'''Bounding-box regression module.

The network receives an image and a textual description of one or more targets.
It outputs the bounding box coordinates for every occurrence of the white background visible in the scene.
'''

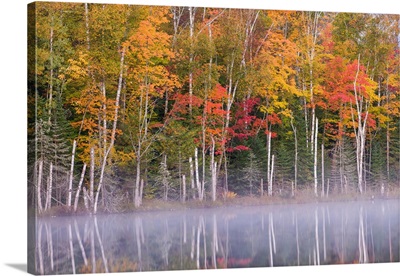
[0,0,399,275]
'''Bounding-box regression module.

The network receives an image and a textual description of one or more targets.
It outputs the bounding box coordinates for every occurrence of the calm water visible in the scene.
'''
[32,199,399,274]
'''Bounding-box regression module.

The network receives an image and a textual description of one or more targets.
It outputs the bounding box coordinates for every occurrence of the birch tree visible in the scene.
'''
[123,6,180,207]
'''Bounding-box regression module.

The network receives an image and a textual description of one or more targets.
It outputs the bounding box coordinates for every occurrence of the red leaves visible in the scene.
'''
[228,98,260,140]
[169,93,202,118]
[226,145,250,153]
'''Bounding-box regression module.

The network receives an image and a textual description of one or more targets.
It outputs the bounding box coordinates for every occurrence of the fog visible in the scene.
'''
[31,199,399,274]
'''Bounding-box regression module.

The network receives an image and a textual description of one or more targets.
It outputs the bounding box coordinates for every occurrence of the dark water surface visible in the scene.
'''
[33,199,399,274]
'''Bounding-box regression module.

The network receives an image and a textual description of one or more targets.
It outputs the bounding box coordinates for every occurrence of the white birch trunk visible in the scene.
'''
[291,118,298,193]
[89,147,94,208]
[189,157,195,199]
[74,163,87,212]
[314,118,318,196]
[94,48,126,213]
[321,143,325,197]
[84,3,90,51]
[46,162,53,210]
[82,187,89,210]
[267,131,272,195]
[134,159,141,207]
[351,55,367,194]
[48,20,54,124]
[210,137,217,202]
[68,140,77,207]
[188,7,196,114]
[386,126,390,182]
[139,178,144,206]
[327,179,330,198]
[182,174,186,203]
[268,155,274,196]
[195,148,202,201]
[37,160,43,213]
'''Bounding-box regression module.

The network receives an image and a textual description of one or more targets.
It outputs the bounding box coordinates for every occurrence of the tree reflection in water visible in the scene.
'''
[33,199,399,274]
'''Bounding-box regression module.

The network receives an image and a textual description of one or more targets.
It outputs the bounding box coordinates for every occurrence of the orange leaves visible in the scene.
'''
[125,6,180,101]
[126,7,173,65]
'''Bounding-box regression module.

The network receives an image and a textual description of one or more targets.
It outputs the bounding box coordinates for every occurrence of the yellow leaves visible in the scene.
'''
[279,108,293,118]
[66,52,89,80]
[364,78,378,102]
[113,150,136,166]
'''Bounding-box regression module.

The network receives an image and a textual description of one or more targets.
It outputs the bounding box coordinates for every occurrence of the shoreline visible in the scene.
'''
[35,188,400,218]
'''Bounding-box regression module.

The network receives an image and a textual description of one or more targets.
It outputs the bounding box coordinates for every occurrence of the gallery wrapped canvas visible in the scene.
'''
[27,0,399,275]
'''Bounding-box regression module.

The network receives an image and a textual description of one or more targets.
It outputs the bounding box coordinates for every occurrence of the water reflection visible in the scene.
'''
[33,200,399,274]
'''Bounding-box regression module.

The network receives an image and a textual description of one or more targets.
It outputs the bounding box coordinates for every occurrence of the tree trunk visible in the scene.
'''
[314,118,318,197]
[321,143,325,197]
[291,118,298,193]
[139,179,144,206]
[67,140,77,208]
[37,160,43,213]
[188,7,196,115]
[94,48,126,214]
[47,19,54,125]
[195,148,202,201]
[260,178,264,197]
[267,131,272,195]
[268,155,274,196]
[46,162,53,210]
[326,179,330,198]
[83,187,89,210]
[210,137,217,201]
[89,147,94,208]
[162,154,169,201]
[384,127,390,195]
[189,157,195,199]
[351,55,368,194]
[182,174,186,203]
[134,159,141,208]
[74,163,87,212]
[84,3,90,51]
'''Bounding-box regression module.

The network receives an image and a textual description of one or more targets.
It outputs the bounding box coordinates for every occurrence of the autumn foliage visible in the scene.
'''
[28,2,400,211]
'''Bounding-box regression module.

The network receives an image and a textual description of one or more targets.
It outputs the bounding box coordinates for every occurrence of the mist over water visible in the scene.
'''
[33,199,399,274]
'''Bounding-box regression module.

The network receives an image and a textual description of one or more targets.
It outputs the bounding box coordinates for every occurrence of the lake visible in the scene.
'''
[32,199,399,274]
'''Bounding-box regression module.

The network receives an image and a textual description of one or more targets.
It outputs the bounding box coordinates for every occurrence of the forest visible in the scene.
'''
[28,2,400,214]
